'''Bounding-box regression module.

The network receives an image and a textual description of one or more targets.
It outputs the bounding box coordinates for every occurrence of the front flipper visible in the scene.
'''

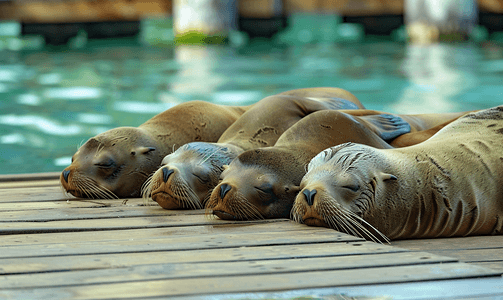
[389,120,452,147]
[360,114,411,142]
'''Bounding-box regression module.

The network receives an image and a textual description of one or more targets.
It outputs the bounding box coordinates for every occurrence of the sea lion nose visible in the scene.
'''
[162,168,174,183]
[220,183,232,199]
[302,189,317,206]
[62,170,71,183]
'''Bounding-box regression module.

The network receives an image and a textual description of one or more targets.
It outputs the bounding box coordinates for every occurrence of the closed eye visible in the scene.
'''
[193,173,209,184]
[95,163,114,169]
[254,186,272,198]
[342,184,360,192]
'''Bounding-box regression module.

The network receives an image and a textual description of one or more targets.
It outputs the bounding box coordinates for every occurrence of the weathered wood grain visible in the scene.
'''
[0,172,501,300]
[0,263,498,299]
[0,172,60,182]
[474,262,503,272]
[392,236,503,251]
[0,180,61,189]
[0,228,362,259]
[0,220,302,246]
[0,205,201,221]
[0,241,400,275]
[0,252,457,289]
[0,213,289,235]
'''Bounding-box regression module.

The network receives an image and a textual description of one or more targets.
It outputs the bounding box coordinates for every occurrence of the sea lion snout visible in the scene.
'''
[162,167,174,183]
[219,183,232,199]
[62,170,71,183]
[302,189,317,206]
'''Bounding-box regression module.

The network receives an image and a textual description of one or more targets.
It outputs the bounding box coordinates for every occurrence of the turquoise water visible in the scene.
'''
[1,37,503,174]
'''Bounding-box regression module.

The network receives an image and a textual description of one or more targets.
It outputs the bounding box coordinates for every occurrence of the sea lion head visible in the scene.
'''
[60,127,161,199]
[206,147,303,220]
[142,142,242,210]
[291,143,398,243]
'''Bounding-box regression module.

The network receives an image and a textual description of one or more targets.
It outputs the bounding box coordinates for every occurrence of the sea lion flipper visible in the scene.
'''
[360,114,412,142]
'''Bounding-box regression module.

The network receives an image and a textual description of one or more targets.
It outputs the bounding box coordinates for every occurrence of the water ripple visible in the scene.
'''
[0,115,82,136]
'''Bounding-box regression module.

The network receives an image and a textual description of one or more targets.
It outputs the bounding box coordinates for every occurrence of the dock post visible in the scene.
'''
[173,0,237,43]
[405,0,477,43]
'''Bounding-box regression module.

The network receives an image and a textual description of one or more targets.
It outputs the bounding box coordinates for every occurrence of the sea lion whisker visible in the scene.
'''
[172,183,190,209]
[326,216,342,232]
[321,203,355,236]
[174,180,202,209]
[339,212,376,242]
[83,180,109,199]
[141,175,154,201]
[201,191,212,207]
[333,212,362,239]
[240,196,264,220]
[290,207,302,223]
[342,208,390,244]
[75,180,94,199]
[80,176,118,199]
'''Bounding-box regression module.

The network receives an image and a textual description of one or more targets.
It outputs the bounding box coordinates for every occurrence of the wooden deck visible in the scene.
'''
[1,173,502,299]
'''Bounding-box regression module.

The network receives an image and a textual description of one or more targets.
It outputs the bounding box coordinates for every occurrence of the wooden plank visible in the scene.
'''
[0,241,401,275]
[0,228,362,259]
[392,236,503,251]
[0,186,68,202]
[474,262,503,272]
[0,263,498,299]
[0,172,60,182]
[0,204,202,221]
[0,180,61,189]
[0,252,458,289]
[0,198,158,211]
[0,213,290,235]
[416,249,503,264]
[0,221,305,246]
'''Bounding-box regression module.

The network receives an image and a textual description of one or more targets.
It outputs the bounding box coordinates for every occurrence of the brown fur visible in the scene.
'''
[293,106,503,241]
[143,88,365,209]
[207,109,471,221]
[60,101,247,199]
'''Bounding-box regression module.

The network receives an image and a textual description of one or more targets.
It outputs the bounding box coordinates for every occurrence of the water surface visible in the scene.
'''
[1,38,502,174]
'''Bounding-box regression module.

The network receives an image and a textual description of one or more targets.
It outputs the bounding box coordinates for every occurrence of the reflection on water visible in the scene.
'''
[1,38,503,174]
[394,44,479,113]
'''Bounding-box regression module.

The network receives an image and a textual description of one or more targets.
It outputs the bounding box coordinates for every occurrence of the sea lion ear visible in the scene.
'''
[380,173,398,181]
[131,147,156,156]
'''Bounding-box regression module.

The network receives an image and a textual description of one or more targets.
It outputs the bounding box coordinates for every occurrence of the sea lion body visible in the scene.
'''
[293,106,503,241]
[143,88,365,209]
[207,109,472,221]
[206,110,418,220]
[60,101,248,199]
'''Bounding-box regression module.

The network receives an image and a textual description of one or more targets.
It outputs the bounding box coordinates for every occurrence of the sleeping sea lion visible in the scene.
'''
[60,101,248,199]
[206,109,471,221]
[142,87,365,210]
[292,106,502,242]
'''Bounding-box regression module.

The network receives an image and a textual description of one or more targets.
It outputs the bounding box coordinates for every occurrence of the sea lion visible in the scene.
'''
[60,101,248,199]
[206,109,469,221]
[291,106,503,242]
[142,88,367,210]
